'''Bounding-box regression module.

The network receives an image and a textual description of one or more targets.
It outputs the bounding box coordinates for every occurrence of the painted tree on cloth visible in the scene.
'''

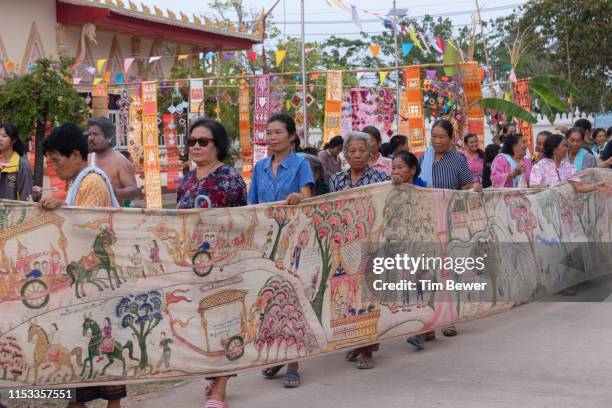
[0,58,87,186]
[0,336,26,380]
[115,291,164,374]
[264,207,290,261]
[305,198,375,320]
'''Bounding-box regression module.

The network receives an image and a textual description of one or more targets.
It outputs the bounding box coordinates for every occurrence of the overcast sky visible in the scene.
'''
[149,0,527,43]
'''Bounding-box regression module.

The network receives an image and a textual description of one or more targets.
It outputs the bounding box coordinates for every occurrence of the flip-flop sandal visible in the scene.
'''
[262,365,284,378]
[283,370,301,388]
[345,350,360,362]
[357,358,375,369]
[205,400,228,408]
[443,326,458,337]
[406,336,425,350]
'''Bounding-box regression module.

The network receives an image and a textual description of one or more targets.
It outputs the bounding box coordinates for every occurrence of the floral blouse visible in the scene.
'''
[177,165,247,209]
[530,158,580,187]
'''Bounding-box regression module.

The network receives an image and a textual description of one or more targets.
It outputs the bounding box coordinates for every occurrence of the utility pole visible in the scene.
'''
[300,0,309,146]
[261,0,281,74]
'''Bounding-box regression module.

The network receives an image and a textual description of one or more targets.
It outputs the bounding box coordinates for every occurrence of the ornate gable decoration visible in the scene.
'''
[20,22,46,75]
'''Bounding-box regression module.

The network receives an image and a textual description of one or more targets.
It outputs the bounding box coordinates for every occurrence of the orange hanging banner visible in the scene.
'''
[141,81,163,209]
[92,83,108,118]
[513,78,533,154]
[323,70,343,144]
[460,62,485,148]
[238,83,253,181]
[399,66,426,154]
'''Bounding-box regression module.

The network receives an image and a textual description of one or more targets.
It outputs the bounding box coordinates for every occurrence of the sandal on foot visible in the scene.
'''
[442,326,457,337]
[262,365,284,378]
[345,350,360,362]
[356,357,375,369]
[283,370,301,388]
[206,400,228,408]
[407,336,424,350]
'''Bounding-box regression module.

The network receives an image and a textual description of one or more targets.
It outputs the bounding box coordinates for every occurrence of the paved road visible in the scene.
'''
[125,275,612,408]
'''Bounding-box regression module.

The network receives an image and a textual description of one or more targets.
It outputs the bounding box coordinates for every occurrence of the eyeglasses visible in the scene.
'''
[187,137,214,147]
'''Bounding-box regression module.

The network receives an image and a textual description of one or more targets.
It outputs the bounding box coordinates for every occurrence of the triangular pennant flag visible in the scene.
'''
[177,54,189,61]
[93,77,102,85]
[338,47,349,59]
[205,52,215,61]
[356,72,365,80]
[402,43,414,56]
[115,73,123,84]
[504,91,511,101]
[351,5,362,31]
[223,52,236,61]
[418,31,432,54]
[379,71,388,84]
[247,51,257,62]
[369,44,380,58]
[509,68,518,84]
[429,34,443,54]
[103,71,111,83]
[407,27,424,52]
[149,56,161,64]
[199,52,204,60]
[96,59,107,74]
[73,78,82,85]
[436,37,446,53]
[124,58,135,74]
[286,100,292,110]
[275,50,287,66]
[86,66,96,75]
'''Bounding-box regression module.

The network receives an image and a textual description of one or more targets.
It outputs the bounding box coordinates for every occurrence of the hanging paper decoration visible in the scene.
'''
[509,68,518,84]
[290,94,302,108]
[253,75,271,161]
[270,87,285,114]
[73,78,82,85]
[128,90,143,174]
[351,5,363,31]
[189,78,204,115]
[149,56,161,64]
[96,59,107,74]
[436,37,446,53]
[323,70,343,144]
[92,82,108,117]
[285,100,292,111]
[238,83,252,179]
[177,54,189,61]
[223,52,236,61]
[369,44,380,58]
[162,114,180,191]
[338,47,349,59]
[124,57,135,74]
[513,78,533,154]
[103,71,111,83]
[399,66,426,154]
[402,43,414,56]
[350,87,395,137]
[86,66,96,75]
[407,28,424,53]
[141,81,163,209]
[418,31,432,54]
[379,71,388,84]
[275,50,287,66]
[247,51,257,63]
[461,62,485,148]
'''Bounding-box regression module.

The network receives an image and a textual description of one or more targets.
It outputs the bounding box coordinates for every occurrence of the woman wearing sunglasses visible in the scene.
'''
[177,118,247,210]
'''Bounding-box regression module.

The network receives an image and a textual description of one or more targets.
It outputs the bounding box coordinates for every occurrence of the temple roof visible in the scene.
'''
[57,0,262,50]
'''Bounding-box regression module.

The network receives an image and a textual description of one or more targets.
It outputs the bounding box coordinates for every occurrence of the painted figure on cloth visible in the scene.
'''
[288,229,311,276]
[149,240,165,275]
[99,317,115,354]
[14,241,45,275]
[47,323,61,362]
[127,244,145,281]
[262,225,274,257]
[155,332,174,373]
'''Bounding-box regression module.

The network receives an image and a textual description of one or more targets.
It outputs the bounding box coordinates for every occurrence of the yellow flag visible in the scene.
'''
[408,27,424,52]
[96,59,107,74]
[275,50,287,66]
[504,91,511,101]
[93,78,102,85]
[285,100,291,110]
[379,71,388,84]
[177,54,189,61]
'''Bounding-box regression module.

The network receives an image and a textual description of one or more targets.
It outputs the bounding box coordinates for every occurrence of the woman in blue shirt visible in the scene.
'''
[248,113,314,389]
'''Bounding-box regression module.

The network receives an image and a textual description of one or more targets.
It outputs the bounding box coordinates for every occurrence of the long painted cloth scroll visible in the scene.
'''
[91,83,109,118]
[253,75,270,164]
[399,67,427,154]
[127,91,143,174]
[461,62,485,148]
[239,82,253,180]
[0,169,610,387]
[323,70,343,144]
[142,81,162,209]
[514,78,534,154]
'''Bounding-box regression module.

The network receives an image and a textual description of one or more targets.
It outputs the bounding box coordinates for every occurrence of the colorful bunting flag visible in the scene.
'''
[124,57,135,74]
[149,56,161,64]
[407,28,424,52]
[369,44,380,58]
[418,31,431,54]
[379,71,388,84]
[96,59,107,74]
[93,77,102,85]
[247,51,257,63]
[73,78,82,85]
[351,5,362,31]
[338,47,349,59]
[177,54,189,61]
[436,37,446,53]
[275,50,287,66]
[103,71,111,83]
[509,68,518,84]
[402,43,414,56]
[115,73,123,84]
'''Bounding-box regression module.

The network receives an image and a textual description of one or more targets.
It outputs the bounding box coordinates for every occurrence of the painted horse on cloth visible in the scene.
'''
[81,316,138,379]
[25,322,82,384]
[66,227,123,299]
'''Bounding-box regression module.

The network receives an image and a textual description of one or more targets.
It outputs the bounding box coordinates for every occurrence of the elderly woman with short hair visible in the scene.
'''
[329,131,389,192]
[329,132,389,369]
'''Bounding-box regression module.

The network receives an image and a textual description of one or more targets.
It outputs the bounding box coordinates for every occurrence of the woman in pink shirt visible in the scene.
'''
[490,134,533,188]
[461,133,484,184]
[362,126,392,175]
[531,134,611,192]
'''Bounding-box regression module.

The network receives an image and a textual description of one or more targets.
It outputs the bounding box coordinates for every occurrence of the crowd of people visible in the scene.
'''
[0,114,611,408]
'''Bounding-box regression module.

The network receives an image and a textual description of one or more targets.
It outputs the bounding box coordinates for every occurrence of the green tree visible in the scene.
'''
[0,58,87,186]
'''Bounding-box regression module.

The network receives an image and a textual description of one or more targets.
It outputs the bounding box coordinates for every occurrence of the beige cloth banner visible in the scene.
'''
[0,169,610,387]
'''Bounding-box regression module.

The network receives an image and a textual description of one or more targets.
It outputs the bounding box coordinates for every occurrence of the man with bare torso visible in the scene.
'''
[86,117,140,205]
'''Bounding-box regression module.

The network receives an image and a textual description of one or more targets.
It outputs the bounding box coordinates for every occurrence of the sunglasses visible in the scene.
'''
[187,137,214,147]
